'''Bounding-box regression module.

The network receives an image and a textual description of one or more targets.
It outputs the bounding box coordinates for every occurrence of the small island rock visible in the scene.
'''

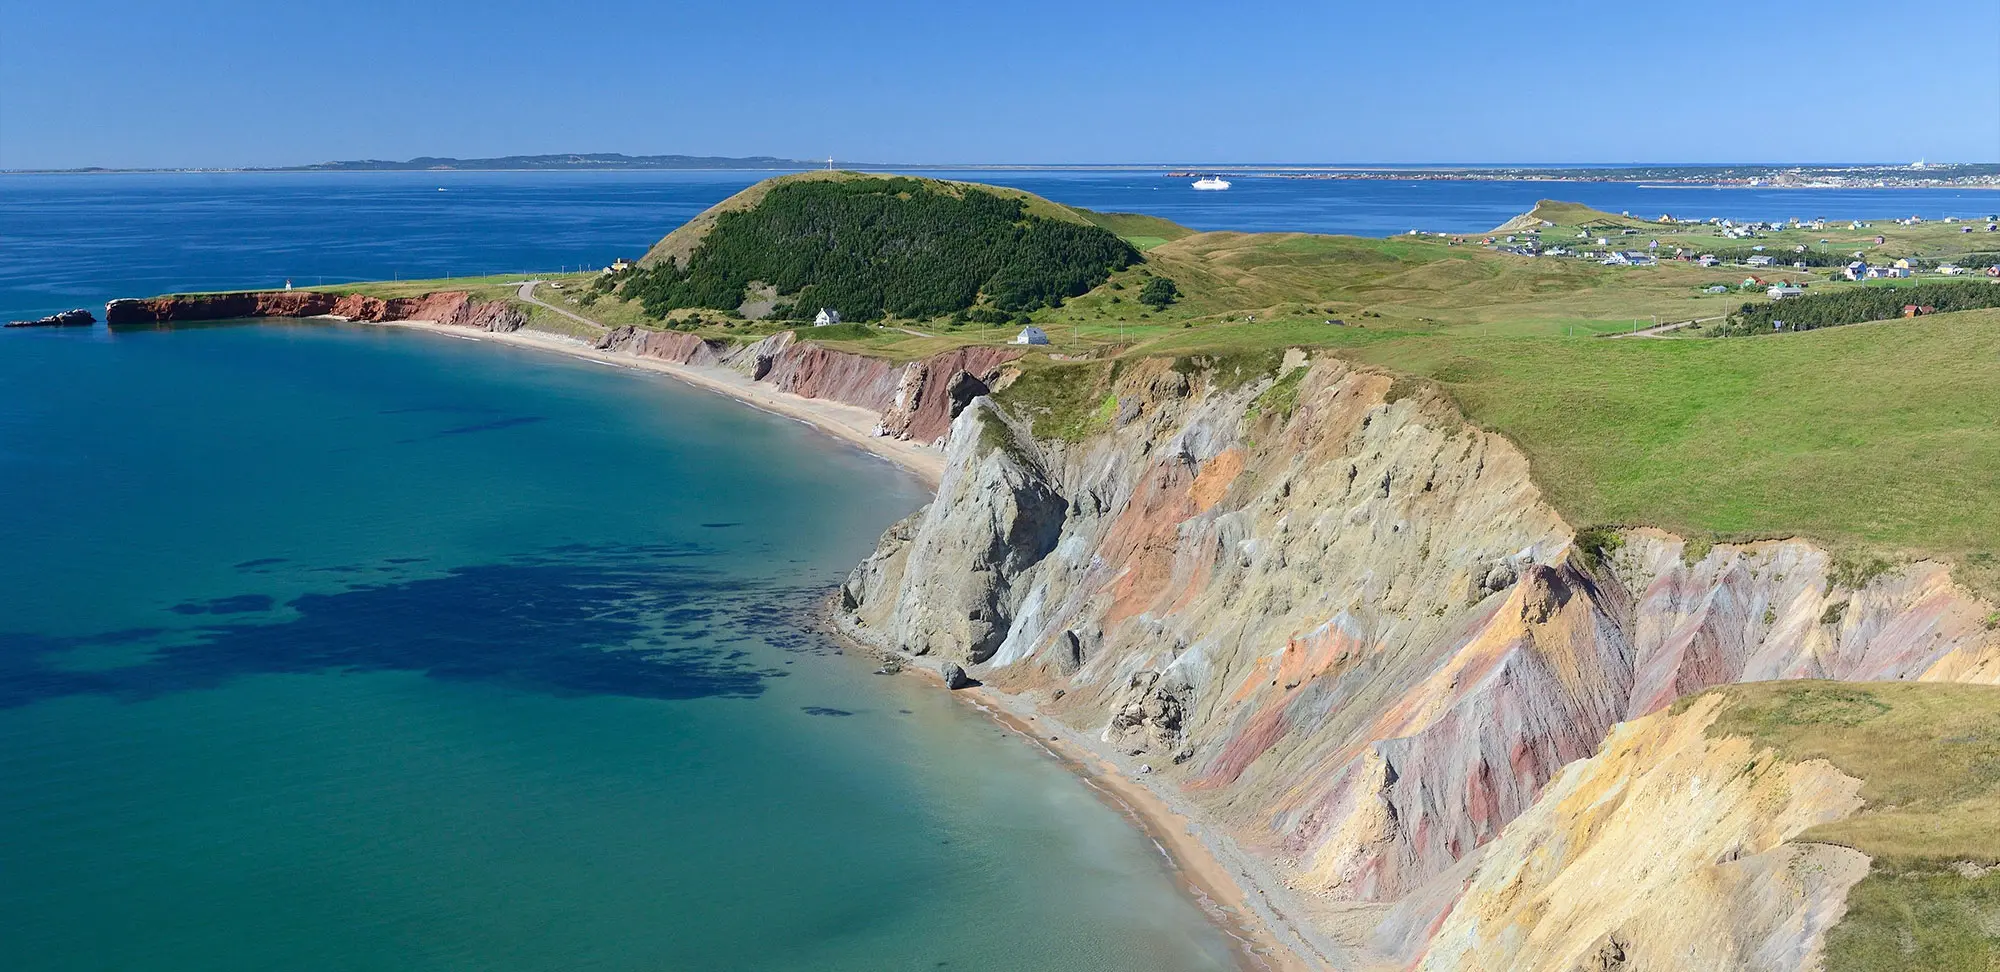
[5,309,94,328]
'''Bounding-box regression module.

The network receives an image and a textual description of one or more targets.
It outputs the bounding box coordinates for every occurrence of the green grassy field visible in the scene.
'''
[320,190,2000,592]
[1702,682,2000,972]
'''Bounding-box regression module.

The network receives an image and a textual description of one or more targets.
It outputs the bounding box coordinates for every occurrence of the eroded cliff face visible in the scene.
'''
[836,353,2000,968]
[595,326,1019,444]
[1416,694,1870,972]
[106,291,527,332]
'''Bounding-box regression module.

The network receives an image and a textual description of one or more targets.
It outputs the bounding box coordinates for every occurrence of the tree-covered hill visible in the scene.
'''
[619,175,1141,322]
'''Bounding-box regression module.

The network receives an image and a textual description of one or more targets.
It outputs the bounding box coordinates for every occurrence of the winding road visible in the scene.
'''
[515,280,607,333]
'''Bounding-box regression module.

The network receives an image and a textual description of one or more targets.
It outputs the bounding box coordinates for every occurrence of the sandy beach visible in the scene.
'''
[827,615,1340,972]
[964,685,1338,972]
[364,318,946,487]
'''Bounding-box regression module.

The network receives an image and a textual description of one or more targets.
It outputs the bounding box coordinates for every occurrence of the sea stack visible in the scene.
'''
[5,309,95,328]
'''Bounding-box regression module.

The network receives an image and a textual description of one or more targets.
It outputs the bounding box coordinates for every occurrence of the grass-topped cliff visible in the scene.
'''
[301,180,2000,596]
[1700,682,2000,971]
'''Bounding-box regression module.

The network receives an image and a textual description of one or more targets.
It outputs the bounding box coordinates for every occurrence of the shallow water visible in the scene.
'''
[0,322,1241,971]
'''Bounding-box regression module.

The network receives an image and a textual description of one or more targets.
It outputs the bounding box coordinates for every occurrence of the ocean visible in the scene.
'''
[3,168,1993,321]
[1,169,1987,970]
[0,321,1245,971]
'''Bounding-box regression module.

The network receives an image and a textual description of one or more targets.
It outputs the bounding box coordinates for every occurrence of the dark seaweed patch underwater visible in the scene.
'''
[0,544,830,709]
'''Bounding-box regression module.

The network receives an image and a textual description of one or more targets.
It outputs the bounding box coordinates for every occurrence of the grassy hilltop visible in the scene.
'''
[330,176,2000,595]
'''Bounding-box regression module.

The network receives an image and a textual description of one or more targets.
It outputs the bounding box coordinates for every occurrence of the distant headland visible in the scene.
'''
[9,155,1997,189]
[5,153,820,175]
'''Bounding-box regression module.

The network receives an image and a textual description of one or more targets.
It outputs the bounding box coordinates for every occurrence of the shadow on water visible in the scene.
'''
[0,544,832,709]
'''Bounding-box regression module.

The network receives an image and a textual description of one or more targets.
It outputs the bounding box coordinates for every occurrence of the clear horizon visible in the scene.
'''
[3,0,1994,170]
[6,157,1996,174]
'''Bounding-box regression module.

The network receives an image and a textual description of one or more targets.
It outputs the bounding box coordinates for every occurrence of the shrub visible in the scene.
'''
[1139,276,1180,309]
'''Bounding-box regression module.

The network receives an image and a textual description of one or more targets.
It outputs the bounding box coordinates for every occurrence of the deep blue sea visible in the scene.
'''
[2,168,1994,320]
[1,169,1991,970]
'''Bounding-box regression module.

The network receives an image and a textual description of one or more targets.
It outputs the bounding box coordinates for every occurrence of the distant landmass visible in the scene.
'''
[11,157,1999,189]
[287,153,816,172]
[11,153,822,174]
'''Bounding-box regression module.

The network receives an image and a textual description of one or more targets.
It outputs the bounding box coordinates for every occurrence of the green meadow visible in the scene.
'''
[314,187,2000,591]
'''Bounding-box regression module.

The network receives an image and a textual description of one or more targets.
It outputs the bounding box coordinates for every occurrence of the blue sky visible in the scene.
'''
[3,0,1995,169]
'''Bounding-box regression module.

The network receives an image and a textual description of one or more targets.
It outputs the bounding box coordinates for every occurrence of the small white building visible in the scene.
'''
[812,308,842,327]
[1745,255,1775,267]
[1768,283,1805,299]
[1013,325,1050,346]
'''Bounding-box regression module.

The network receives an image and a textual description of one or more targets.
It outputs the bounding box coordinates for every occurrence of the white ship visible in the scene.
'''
[1192,174,1232,190]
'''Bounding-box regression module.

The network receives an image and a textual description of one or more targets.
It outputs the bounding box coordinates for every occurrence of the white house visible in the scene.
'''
[1013,326,1050,346]
[1745,255,1775,267]
[1768,283,1805,299]
[812,308,842,327]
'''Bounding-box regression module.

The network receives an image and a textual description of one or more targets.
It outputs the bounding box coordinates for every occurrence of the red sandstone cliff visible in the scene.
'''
[107,291,1017,448]
[105,290,525,332]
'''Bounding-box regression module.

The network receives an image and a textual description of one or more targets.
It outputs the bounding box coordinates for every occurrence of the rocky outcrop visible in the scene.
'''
[876,347,1021,444]
[594,326,724,366]
[837,351,2000,969]
[940,661,973,689]
[104,290,524,332]
[6,309,95,328]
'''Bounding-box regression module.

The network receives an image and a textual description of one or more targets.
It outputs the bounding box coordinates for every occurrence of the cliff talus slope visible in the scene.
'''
[838,354,2000,968]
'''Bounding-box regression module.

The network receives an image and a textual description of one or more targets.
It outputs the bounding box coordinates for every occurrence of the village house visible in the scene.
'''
[1902,304,1936,318]
[812,308,842,326]
[1698,254,1719,267]
[1012,325,1050,345]
[1745,255,1775,267]
[1768,282,1805,299]
[1938,264,1965,275]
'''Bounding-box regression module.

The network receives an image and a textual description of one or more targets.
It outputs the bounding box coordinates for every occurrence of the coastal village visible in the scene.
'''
[1434,203,2000,322]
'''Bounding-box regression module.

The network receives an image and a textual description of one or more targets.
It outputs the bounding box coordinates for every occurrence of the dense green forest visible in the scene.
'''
[1721,280,2000,334]
[619,178,1139,323]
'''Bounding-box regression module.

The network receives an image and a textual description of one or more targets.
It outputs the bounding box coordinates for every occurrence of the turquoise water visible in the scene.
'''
[0,322,1240,971]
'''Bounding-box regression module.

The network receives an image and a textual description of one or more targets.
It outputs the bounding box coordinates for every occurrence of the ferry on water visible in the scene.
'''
[1192,174,1232,190]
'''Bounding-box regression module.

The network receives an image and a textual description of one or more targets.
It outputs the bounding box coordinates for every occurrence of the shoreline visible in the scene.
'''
[964,685,1338,972]
[336,314,1332,968]
[824,612,1339,972]
[358,318,945,486]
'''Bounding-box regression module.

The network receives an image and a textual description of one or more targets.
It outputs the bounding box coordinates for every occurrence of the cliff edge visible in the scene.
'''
[837,352,2000,970]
